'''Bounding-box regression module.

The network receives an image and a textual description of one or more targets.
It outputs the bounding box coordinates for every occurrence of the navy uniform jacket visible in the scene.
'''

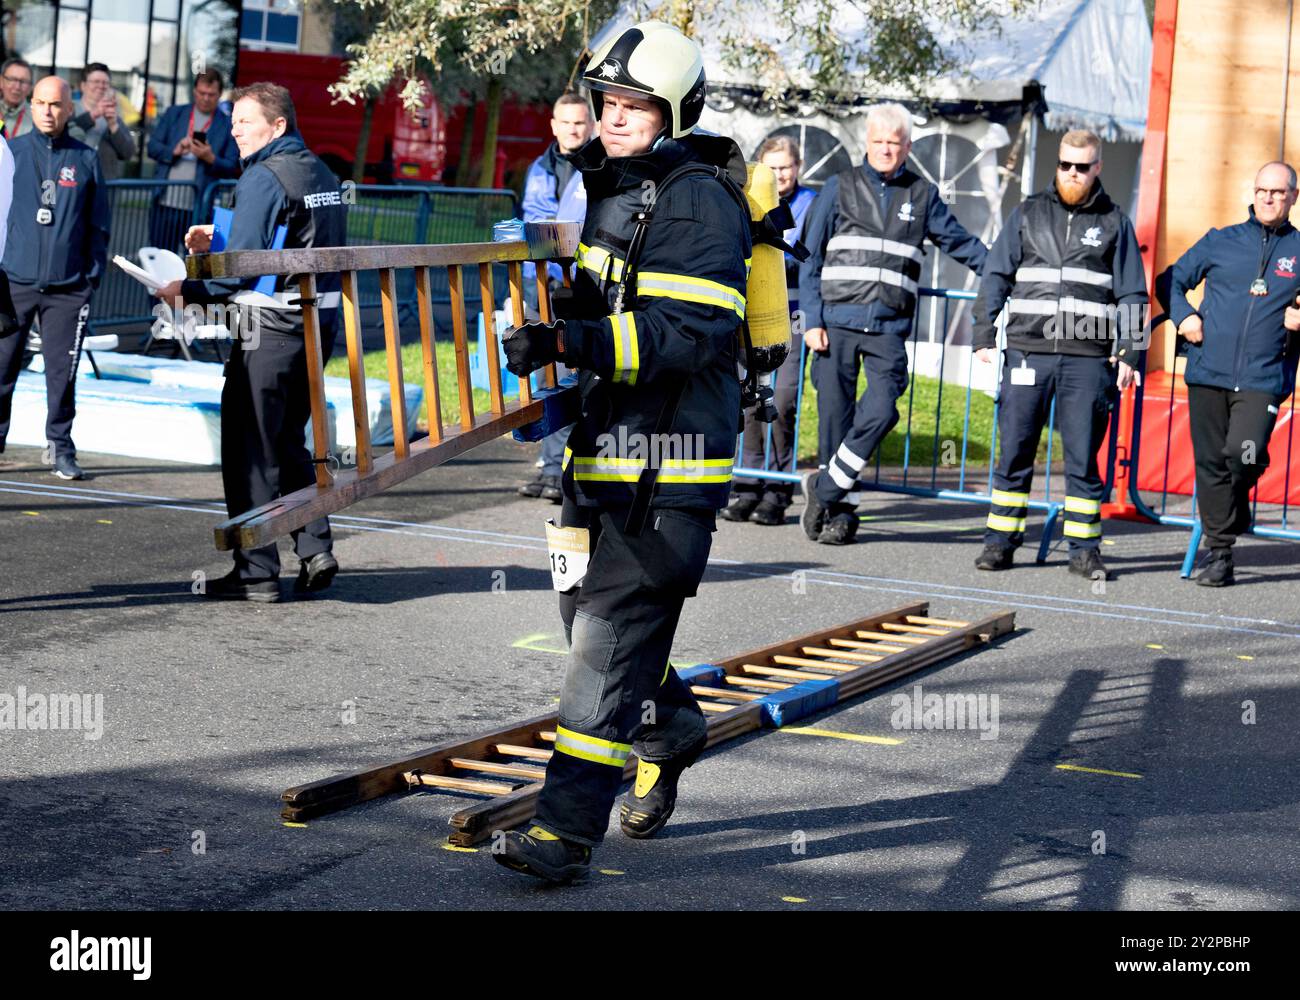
[1167,207,1300,398]
[1,128,110,290]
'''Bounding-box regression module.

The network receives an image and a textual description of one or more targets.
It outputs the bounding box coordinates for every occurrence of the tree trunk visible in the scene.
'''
[352,94,376,184]
[454,95,478,187]
[476,76,504,189]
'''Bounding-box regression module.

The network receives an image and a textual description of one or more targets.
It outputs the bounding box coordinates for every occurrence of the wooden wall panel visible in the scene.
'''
[1154,0,1298,370]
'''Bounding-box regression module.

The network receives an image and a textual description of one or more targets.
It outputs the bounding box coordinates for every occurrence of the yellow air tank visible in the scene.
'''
[742,161,792,375]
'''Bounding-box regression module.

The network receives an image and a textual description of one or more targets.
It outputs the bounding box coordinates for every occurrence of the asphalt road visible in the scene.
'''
[2,440,1297,910]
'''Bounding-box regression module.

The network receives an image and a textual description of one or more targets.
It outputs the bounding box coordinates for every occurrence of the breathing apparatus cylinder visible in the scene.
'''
[740,162,792,421]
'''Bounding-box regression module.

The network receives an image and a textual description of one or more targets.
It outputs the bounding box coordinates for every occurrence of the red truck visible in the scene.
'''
[236,50,446,183]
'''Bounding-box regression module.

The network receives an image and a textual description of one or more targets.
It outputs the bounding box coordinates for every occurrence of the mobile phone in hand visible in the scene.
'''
[192,130,207,145]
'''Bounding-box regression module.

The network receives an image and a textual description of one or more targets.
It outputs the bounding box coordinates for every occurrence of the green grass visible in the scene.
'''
[328,341,1063,470]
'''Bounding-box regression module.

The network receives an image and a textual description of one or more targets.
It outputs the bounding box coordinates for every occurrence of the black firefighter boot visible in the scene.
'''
[493,825,591,885]
[619,737,706,840]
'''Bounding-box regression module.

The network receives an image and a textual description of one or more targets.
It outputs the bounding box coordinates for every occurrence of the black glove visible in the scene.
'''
[502,320,564,377]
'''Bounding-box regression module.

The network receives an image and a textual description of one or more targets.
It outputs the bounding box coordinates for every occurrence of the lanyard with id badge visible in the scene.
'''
[545,519,590,591]
[1009,357,1036,386]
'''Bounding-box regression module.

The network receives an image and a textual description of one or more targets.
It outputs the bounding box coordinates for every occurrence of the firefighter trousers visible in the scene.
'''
[985,350,1116,553]
[533,499,714,846]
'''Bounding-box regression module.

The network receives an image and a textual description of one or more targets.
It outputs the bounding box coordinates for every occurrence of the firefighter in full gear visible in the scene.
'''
[496,20,752,884]
[972,130,1148,580]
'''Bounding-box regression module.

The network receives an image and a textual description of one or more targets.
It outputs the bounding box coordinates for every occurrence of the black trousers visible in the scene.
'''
[221,328,336,580]
[0,280,92,457]
[985,351,1115,553]
[1187,384,1282,550]
[736,341,806,504]
[533,499,713,846]
[810,326,910,506]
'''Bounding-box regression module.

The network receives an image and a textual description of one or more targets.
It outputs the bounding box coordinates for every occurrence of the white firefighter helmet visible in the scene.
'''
[582,20,706,140]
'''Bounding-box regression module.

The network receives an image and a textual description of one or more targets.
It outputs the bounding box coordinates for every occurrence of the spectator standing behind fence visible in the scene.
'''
[723,134,817,526]
[146,70,237,254]
[1166,161,1300,587]
[0,77,109,481]
[516,92,593,504]
[799,102,988,545]
[68,63,137,182]
[972,130,1147,582]
[0,131,16,466]
[154,82,347,603]
[1,58,34,140]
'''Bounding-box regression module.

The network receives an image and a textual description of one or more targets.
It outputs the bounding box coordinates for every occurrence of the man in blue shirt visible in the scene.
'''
[146,70,238,254]
[799,103,987,544]
[516,92,592,503]
[723,133,816,525]
[1167,161,1300,586]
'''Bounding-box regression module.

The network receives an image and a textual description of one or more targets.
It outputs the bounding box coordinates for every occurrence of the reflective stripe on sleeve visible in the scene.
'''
[636,271,747,319]
[608,312,640,386]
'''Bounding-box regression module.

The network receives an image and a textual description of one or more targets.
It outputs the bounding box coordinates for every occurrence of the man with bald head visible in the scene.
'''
[1168,161,1300,585]
[0,75,110,479]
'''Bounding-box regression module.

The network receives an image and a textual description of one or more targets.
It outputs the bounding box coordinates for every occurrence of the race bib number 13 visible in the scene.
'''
[545,520,590,592]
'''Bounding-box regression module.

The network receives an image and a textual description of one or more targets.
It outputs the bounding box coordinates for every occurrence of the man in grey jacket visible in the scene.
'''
[68,63,136,181]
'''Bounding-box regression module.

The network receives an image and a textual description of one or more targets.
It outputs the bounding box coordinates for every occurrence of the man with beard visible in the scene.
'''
[972,130,1148,580]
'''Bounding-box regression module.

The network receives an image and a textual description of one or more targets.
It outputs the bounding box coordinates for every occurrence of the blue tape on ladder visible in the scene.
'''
[511,377,581,442]
[756,678,840,728]
[673,664,727,685]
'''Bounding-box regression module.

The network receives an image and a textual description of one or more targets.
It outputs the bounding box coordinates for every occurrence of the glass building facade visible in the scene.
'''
[1,0,241,173]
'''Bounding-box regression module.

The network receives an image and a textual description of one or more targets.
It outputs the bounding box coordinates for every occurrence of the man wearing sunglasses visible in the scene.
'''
[972,130,1148,581]
[1165,161,1300,586]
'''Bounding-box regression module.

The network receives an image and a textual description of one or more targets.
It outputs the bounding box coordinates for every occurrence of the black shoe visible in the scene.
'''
[52,452,85,480]
[817,509,859,545]
[749,496,787,526]
[620,752,697,839]
[295,551,338,594]
[203,568,281,603]
[539,475,563,504]
[1068,548,1110,581]
[493,825,591,884]
[517,470,559,496]
[1194,549,1235,587]
[721,493,760,522]
[975,544,1014,571]
[801,471,827,540]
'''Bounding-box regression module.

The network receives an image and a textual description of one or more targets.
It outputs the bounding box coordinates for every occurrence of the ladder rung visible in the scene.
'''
[856,630,926,644]
[879,622,948,636]
[698,701,737,713]
[406,772,516,795]
[800,646,882,663]
[906,615,969,628]
[495,743,553,760]
[538,731,556,742]
[449,758,547,780]
[690,685,763,701]
[742,663,833,681]
[724,676,791,690]
[772,654,855,671]
[828,637,907,653]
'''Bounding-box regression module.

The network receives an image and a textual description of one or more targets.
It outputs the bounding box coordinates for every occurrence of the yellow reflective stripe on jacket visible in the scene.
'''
[991,489,1030,508]
[571,455,733,484]
[554,725,632,768]
[1064,496,1102,515]
[987,513,1027,533]
[576,242,625,282]
[1063,520,1102,539]
[562,447,572,472]
[636,271,747,319]
[609,312,640,386]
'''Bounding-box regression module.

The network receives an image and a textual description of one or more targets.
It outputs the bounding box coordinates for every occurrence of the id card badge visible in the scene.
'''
[1009,359,1036,386]
[35,207,53,226]
[545,519,590,592]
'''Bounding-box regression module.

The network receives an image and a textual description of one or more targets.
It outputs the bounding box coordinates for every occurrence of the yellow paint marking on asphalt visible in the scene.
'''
[1236,655,1254,661]
[1055,764,1143,780]
[512,633,568,655]
[97,519,113,524]
[1145,644,1164,650]
[22,511,39,516]
[442,843,478,853]
[783,726,903,746]
[782,896,808,904]
[282,822,308,828]
[599,869,625,876]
